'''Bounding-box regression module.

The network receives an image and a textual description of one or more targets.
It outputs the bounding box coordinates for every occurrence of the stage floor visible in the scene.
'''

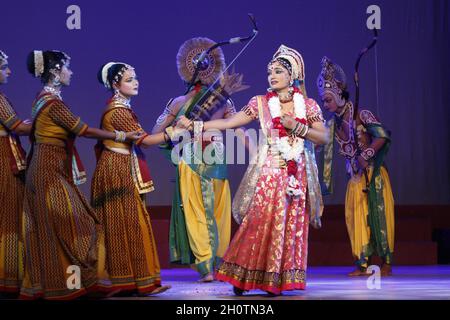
[110,266,450,300]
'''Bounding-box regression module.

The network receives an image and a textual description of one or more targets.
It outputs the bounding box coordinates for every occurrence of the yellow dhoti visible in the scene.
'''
[178,161,231,276]
[345,166,395,267]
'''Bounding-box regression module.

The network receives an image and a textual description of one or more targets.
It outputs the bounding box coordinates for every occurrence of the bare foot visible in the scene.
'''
[198,273,214,283]
[348,268,370,277]
[380,264,392,276]
[144,285,171,296]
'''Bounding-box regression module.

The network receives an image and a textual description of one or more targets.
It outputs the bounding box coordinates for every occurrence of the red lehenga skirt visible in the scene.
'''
[215,154,309,295]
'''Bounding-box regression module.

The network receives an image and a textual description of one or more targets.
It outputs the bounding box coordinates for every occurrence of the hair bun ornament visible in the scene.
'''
[33,50,45,78]
[101,62,134,89]
[0,50,8,62]
[101,62,118,89]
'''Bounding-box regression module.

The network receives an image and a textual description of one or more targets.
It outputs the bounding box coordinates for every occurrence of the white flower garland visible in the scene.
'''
[268,91,307,197]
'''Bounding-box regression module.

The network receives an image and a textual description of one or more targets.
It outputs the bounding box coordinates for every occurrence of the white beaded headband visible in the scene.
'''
[101,62,134,89]
[34,50,45,77]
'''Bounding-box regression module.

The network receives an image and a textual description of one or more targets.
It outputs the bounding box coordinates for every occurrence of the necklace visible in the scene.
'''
[113,93,131,108]
[43,86,62,99]
[334,102,350,129]
[336,104,348,117]
[266,87,307,197]
[278,91,293,103]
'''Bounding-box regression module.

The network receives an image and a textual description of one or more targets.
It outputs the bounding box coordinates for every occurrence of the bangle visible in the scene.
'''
[292,122,300,136]
[293,122,309,138]
[114,130,126,142]
[136,133,149,146]
[299,125,309,138]
[165,126,174,140]
[163,131,170,143]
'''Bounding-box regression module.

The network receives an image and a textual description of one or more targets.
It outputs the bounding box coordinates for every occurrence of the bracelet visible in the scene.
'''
[163,131,170,143]
[165,126,175,140]
[292,122,300,136]
[360,147,375,161]
[114,130,126,142]
[293,121,309,138]
[299,125,309,138]
[136,133,149,146]
[242,105,255,119]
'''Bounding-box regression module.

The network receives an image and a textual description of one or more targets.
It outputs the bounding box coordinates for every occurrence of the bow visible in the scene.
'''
[353,28,378,192]
[182,14,258,119]
[186,13,258,94]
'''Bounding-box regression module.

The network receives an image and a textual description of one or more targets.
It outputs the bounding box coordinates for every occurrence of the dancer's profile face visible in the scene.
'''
[0,60,11,84]
[53,63,73,86]
[115,68,139,98]
[267,61,291,92]
[321,93,339,113]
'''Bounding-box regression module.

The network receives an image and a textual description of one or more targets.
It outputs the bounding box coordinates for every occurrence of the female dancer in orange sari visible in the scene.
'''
[0,50,31,297]
[20,50,140,300]
[91,62,173,296]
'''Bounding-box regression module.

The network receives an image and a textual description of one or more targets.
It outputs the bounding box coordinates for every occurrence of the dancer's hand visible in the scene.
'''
[280,114,297,130]
[172,125,186,137]
[23,119,32,125]
[176,116,193,131]
[126,131,144,141]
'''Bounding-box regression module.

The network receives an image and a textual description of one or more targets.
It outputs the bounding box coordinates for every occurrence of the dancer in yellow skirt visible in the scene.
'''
[92,62,173,296]
[152,37,247,282]
[317,57,394,276]
[0,50,31,296]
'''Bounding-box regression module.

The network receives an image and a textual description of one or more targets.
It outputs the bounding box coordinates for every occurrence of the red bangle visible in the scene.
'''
[136,133,149,146]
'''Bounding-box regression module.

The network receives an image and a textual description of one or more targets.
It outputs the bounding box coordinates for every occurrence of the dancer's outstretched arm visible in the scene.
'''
[82,127,141,141]
[139,131,172,147]
[177,111,253,131]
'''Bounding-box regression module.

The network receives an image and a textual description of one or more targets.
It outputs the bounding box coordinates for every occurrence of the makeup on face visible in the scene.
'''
[0,62,11,84]
[267,62,290,91]
[321,93,339,113]
[118,69,139,97]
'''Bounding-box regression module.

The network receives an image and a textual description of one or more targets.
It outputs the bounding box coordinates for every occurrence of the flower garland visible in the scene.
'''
[267,87,308,197]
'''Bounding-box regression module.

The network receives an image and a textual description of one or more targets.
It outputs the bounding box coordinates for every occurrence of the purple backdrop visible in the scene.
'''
[1,0,449,205]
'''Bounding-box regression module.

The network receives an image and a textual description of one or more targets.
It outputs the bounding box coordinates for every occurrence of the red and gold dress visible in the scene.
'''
[91,97,163,294]
[20,92,111,300]
[0,92,26,294]
[215,95,324,294]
